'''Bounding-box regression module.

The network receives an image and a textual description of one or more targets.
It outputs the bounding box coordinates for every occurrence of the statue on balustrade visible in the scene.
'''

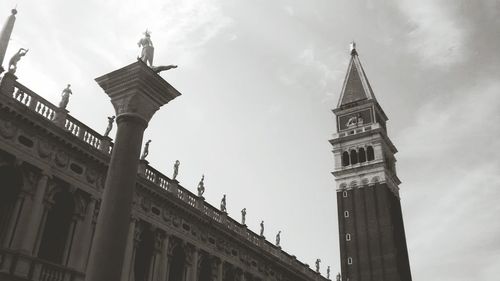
[103,115,115,137]
[241,208,246,225]
[140,140,151,160]
[220,194,226,212]
[8,48,28,74]
[137,30,178,73]
[336,273,341,281]
[276,230,281,247]
[172,160,180,180]
[315,259,321,273]
[197,175,205,197]
[58,84,72,109]
[260,220,264,236]
[327,266,330,279]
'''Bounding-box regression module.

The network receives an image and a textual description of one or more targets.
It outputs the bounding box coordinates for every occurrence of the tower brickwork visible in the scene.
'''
[330,44,412,281]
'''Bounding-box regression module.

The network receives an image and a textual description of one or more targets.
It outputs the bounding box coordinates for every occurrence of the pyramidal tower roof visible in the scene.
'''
[336,42,377,108]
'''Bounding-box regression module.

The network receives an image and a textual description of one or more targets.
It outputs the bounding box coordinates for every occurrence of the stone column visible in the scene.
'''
[0,9,17,74]
[189,247,199,281]
[85,61,181,281]
[121,216,138,281]
[150,230,165,281]
[159,234,170,281]
[67,197,97,272]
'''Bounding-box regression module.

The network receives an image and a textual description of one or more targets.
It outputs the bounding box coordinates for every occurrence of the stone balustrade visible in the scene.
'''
[0,75,325,281]
[332,123,380,139]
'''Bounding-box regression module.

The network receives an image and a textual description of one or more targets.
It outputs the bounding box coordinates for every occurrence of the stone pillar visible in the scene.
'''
[67,197,97,272]
[121,216,138,281]
[189,247,199,281]
[99,136,112,154]
[159,234,170,281]
[0,71,17,96]
[10,172,50,277]
[85,61,181,281]
[53,107,68,127]
[217,260,223,281]
[150,230,165,281]
[0,9,17,74]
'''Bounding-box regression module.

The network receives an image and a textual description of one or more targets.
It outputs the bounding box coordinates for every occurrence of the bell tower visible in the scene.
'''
[330,43,412,281]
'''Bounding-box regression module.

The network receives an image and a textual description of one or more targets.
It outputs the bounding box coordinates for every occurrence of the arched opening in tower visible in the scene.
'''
[342,151,350,166]
[367,146,374,161]
[168,243,186,281]
[38,189,75,264]
[350,149,358,165]
[0,165,23,245]
[134,224,154,281]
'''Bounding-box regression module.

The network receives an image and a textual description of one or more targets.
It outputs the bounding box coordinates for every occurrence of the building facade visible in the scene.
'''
[0,70,327,281]
[0,10,329,281]
[330,44,412,281]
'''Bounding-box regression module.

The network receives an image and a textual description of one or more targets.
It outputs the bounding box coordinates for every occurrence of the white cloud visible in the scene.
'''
[397,0,468,67]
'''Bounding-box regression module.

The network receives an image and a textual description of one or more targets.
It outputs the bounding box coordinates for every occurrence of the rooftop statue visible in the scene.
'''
[260,220,264,236]
[137,30,178,73]
[172,160,180,180]
[336,273,341,281]
[103,115,115,137]
[58,84,72,109]
[140,140,151,160]
[197,175,205,197]
[276,230,281,247]
[315,259,321,273]
[220,194,226,212]
[241,208,246,225]
[327,266,330,279]
[8,48,28,74]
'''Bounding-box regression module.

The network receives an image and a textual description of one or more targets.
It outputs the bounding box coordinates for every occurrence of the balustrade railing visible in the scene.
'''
[2,79,111,155]
[139,163,322,280]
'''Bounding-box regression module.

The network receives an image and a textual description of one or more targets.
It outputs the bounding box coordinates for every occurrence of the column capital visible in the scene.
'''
[95,60,181,124]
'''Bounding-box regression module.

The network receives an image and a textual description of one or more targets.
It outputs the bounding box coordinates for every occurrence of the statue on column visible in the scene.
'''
[8,48,28,74]
[58,84,72,109]
[315,259,321,273]
[220,194,226,212]
[140,140,151,160]
[172,160,180,180]
[260,220,264,236]
[327,266,330,279]
[137,30,178,73]
[275,230,281,247]
[103,115,115,137]
[197,175,205,197]
[336,273,341,281]
[241,208,246,225]
[138,30,154,67]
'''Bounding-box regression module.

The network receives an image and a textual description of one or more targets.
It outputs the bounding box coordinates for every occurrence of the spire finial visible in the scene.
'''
[350,41,357,56]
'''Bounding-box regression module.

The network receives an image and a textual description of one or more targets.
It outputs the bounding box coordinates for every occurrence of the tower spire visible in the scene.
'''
[0,8,17,73]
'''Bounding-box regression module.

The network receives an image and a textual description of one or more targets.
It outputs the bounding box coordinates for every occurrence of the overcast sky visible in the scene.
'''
[1,0,499,280]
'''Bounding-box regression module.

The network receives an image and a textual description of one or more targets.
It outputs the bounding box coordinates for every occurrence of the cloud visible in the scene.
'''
[397,0,468,67]
[396,79,500,280]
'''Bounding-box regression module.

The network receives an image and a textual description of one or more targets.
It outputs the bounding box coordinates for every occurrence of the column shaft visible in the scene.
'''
[68,198,97,271]
[121,217,137,281]
[85,115,147,281]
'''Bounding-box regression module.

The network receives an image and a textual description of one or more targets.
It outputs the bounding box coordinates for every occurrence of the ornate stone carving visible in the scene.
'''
[37,138,52,158]
[54,150,69,167]
[0,120,16,139]
[85,168,97,184]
